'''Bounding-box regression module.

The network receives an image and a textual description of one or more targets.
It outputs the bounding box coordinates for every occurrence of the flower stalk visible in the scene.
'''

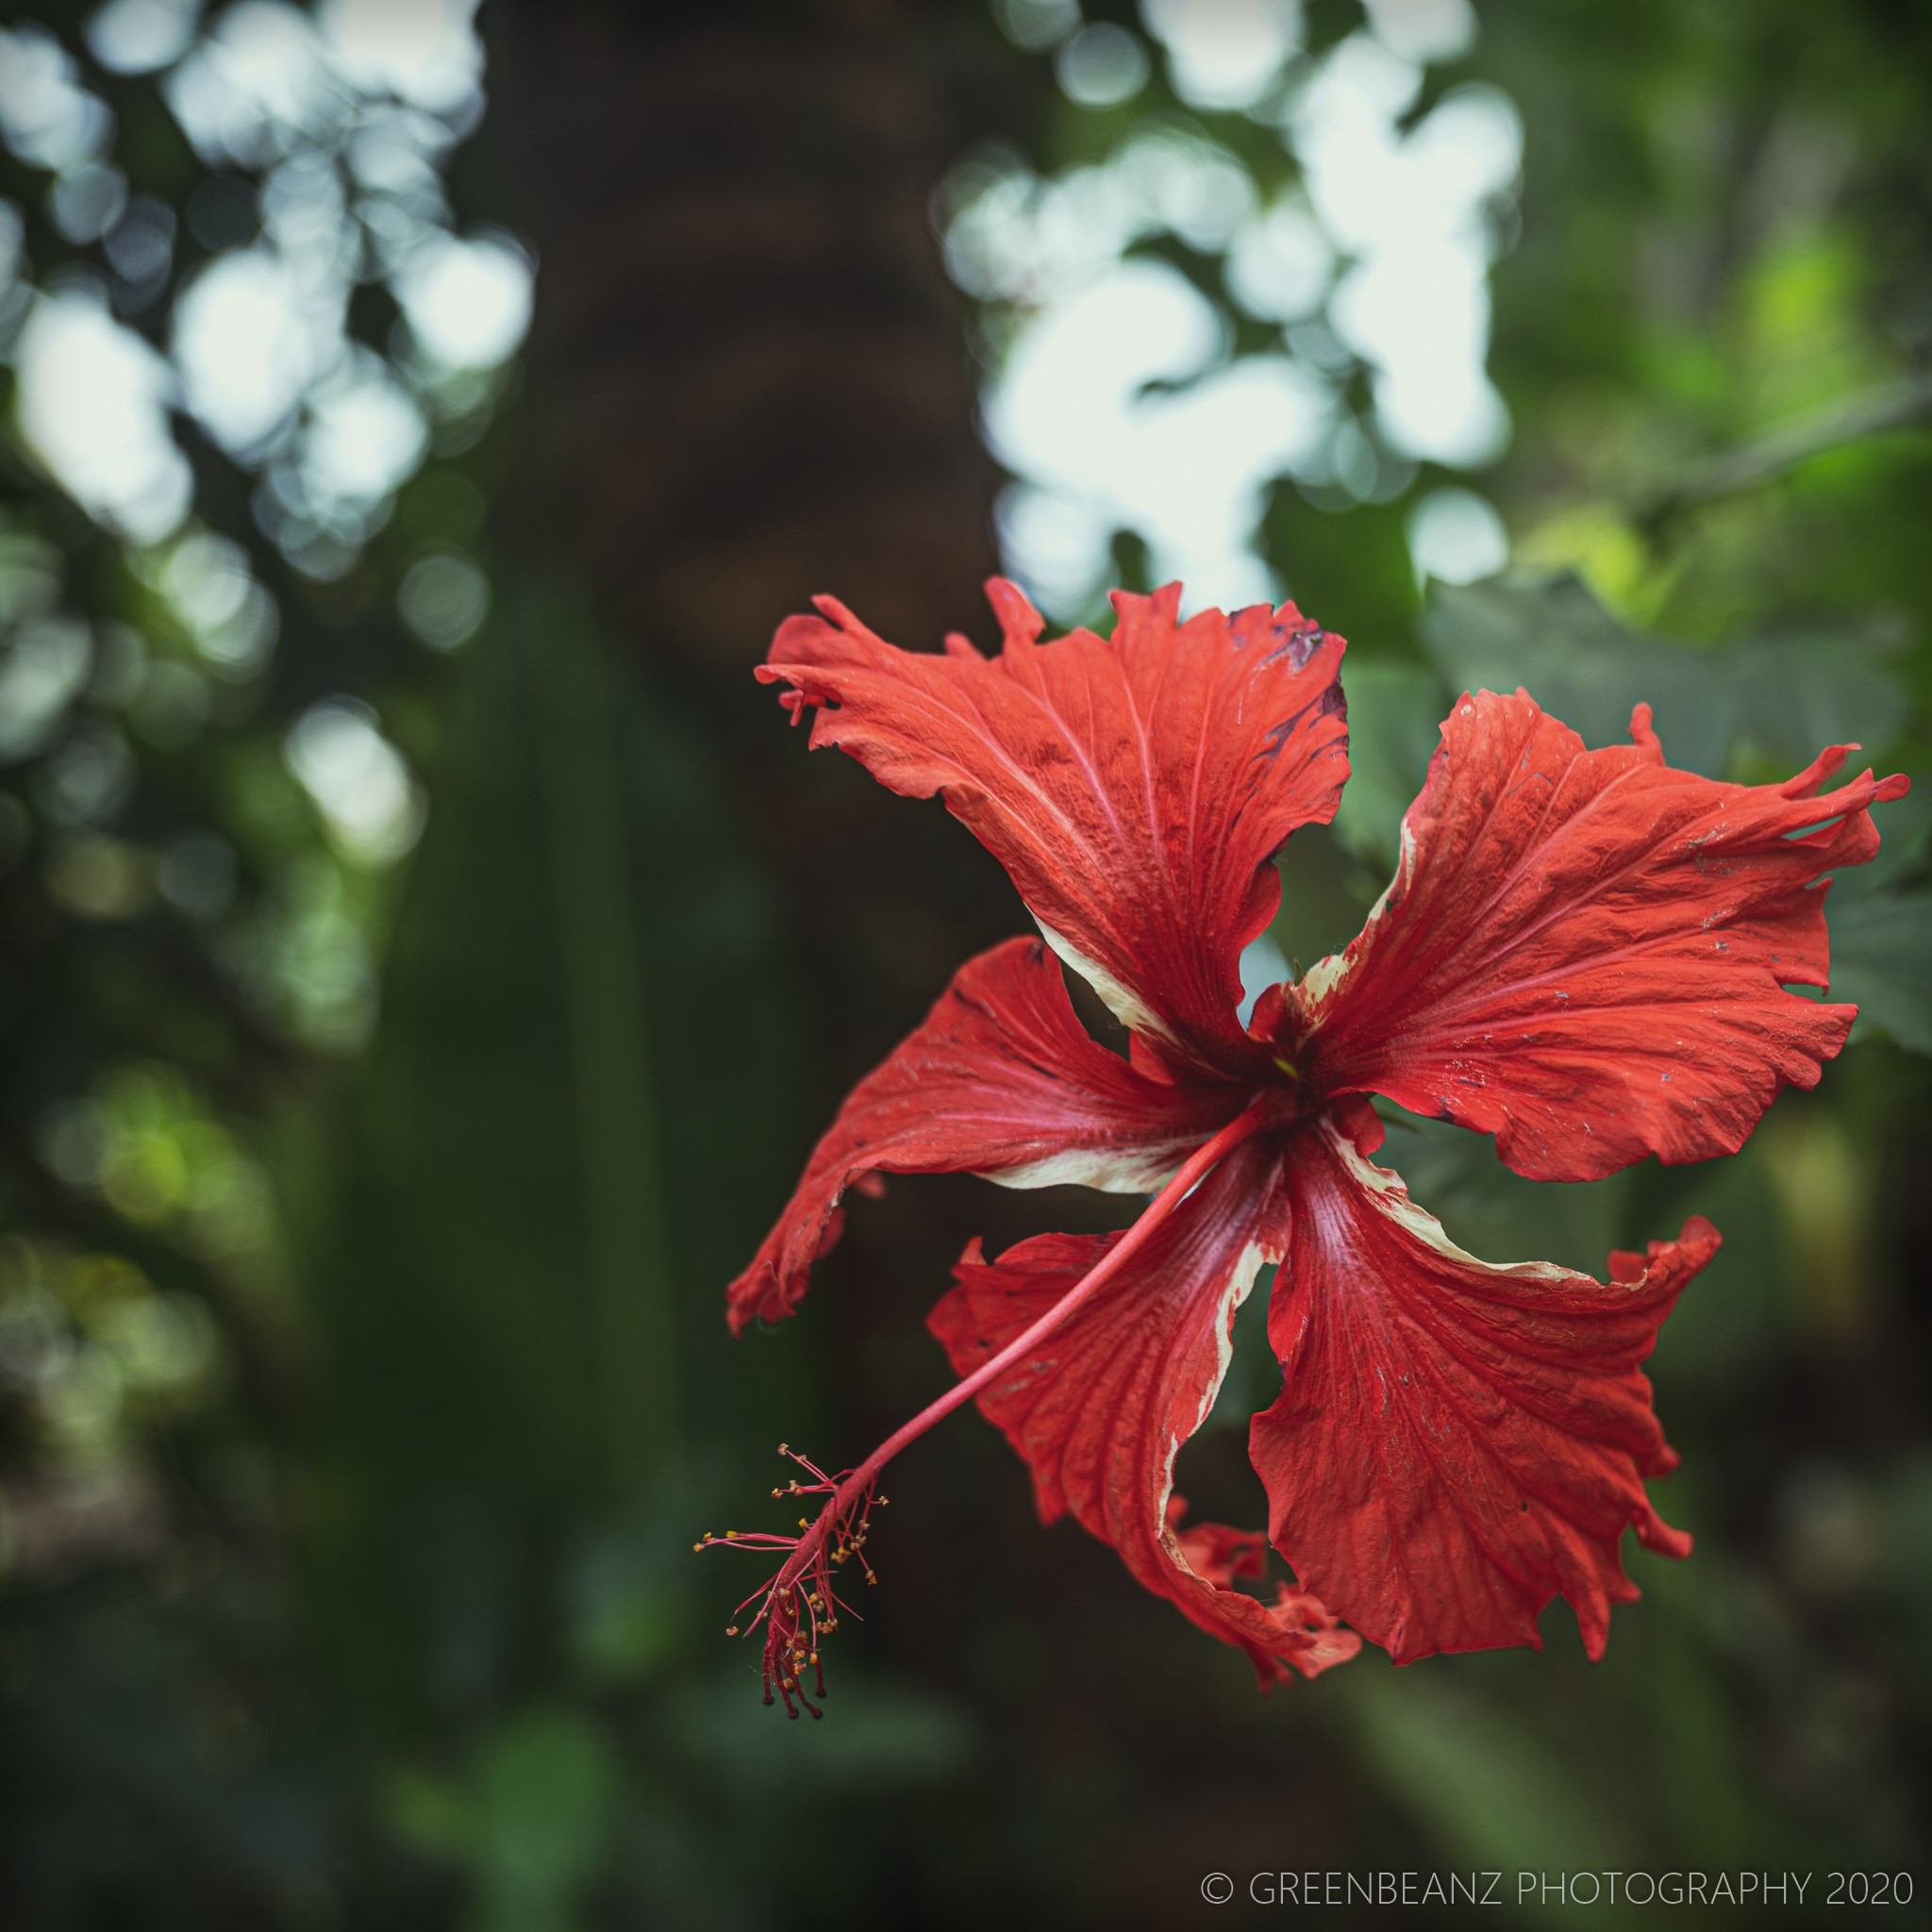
[700,1093,1279,1715]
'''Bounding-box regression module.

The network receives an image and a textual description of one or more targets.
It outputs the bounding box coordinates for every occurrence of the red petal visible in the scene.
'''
[761,579,1348,1076]
[1249,1113,1721,1664]
[726,937,1243,1334]
[928,1140,1359,1685]
[1275,690,1910,1181]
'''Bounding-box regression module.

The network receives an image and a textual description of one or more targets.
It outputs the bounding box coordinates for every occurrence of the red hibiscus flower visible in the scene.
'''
[705,579,1907,1717]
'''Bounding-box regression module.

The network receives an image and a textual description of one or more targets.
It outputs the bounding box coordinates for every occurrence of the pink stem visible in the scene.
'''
[773,1093,1277,1590]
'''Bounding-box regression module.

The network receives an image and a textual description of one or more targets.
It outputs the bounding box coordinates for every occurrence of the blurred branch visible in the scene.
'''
[1638,369,1932,535]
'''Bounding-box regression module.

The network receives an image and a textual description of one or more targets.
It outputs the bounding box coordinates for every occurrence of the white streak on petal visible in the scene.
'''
[1031,912,1176,1045]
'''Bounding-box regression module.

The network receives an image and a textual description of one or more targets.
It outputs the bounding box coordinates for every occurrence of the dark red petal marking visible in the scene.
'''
[1272,690,1909,1182]
[725,936,1245,1334]
[760,578,1349,1078]
[928,1139,1359,1686]
[1249,1112,1720,1665]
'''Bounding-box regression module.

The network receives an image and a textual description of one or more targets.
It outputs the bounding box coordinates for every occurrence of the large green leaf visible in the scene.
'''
[1831,892,1932,1053]
[1825,767,1932,1053]
[1421,573,1907,778]
[1330,659,1448,872]
[1419,574,1926,1056]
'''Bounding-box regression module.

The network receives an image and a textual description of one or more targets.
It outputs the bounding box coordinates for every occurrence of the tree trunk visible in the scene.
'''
[490,2,1008,677]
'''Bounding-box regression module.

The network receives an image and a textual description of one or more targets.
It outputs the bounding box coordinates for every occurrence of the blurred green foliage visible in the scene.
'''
[1,2,1929,1928]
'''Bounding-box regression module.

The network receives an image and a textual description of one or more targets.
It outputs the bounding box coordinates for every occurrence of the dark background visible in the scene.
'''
[1,1,1929,1924]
